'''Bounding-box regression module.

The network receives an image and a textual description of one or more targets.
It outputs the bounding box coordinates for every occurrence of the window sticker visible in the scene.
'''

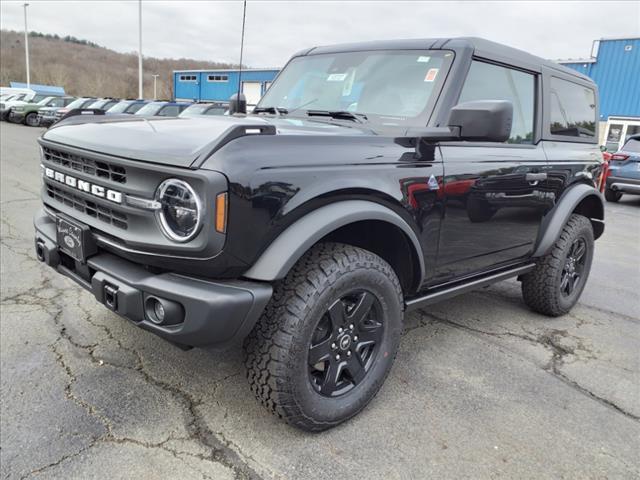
[327,73,348,82]
[424,68,439,82]
[417,56,431,63]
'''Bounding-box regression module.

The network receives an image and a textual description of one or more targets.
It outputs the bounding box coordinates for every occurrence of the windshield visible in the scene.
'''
[107,101,133,113]
[623,138,640,153]
[36,97,54,105]
[135,103,164,116]
[258,49,453,126]
[87,99,116,110]
[87,100,106,109]
[179,104,226,117]
[65,98,92,109]
[205,106,227,115]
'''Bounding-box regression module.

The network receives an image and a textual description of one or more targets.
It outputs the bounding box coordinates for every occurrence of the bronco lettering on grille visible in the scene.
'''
[43,166,123,204]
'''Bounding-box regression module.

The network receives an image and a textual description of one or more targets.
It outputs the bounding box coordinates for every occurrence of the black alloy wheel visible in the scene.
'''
[308,290,384,397]
[244,242,404,431]
[521,214,594,316]
[560,238,587,297]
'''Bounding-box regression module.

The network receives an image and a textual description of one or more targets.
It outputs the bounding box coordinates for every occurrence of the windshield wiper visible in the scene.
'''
[253,106,288,115]
[306,110,368,123]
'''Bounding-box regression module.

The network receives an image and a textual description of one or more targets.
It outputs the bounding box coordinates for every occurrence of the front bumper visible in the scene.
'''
[8,110,26,123]
[34,209,272,349]
[38,115,56,127]
[607,175,640,195]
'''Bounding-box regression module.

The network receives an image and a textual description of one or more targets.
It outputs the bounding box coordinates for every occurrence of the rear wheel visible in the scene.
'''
[604,188,622,202]
[521,214,594,316]
[25,112,39,127]
[244,242,403,431]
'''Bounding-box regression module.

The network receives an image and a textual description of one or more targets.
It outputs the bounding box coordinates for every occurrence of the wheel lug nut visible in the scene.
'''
[331,342,337,350]
[354,336,358,341]
[335,354,341,361]
[349,324,354,330]
[338,328,343,333]
[346,351,351,357]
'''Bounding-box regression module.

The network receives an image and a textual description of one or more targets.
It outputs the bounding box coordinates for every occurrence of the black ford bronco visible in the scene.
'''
[34,38,605,431]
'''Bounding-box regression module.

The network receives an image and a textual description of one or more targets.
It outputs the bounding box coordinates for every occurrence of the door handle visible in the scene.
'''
[525,172,547,185]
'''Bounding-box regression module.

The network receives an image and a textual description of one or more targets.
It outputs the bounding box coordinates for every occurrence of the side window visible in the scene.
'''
[127,103,145,114]
[549,77,596,138]
[207,75,229,82]
[49,98,65,107]
[459,61,535,144]
[158,105,180,117]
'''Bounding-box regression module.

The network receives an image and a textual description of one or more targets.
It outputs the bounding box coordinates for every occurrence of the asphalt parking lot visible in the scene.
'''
[1,121,638,479]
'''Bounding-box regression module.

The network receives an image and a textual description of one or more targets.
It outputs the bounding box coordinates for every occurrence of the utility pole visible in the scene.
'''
[23,3,30,88]
[138,0,143,98]
[152,74,159,100]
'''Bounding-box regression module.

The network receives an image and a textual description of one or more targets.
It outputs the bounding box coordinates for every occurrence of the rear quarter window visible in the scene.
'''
[549,77,596,139]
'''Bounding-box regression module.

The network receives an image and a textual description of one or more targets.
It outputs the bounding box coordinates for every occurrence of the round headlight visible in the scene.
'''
[155,179,202,242]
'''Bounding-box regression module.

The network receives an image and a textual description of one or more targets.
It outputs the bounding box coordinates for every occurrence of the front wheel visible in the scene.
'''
[25,112,39,127]
[521,214,594,316]
[244,242,403,431]
[604,188,622,202]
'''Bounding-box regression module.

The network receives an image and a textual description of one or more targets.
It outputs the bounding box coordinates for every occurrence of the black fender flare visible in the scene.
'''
[532,183,604,257]
[243,200,426,284]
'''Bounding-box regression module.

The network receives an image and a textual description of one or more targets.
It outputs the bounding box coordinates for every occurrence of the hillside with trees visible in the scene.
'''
[0,30,238,99]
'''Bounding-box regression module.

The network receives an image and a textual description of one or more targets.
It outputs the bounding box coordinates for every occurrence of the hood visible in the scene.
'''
[40,115,373,168]
[2,100,29,108]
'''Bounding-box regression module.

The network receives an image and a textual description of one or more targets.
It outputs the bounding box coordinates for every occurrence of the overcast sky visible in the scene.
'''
[1,1,639,67]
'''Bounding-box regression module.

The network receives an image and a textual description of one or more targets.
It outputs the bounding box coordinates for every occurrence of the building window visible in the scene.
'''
[179,75,197,82]
[207,75,229,82]
[549,77,596,139]
[458,60,536,144]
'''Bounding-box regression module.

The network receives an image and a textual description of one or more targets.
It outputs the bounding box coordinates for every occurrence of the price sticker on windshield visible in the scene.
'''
[327,73,348,82]
[424,68,439,82]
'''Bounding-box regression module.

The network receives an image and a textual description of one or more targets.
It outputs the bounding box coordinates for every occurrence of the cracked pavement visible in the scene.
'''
[1,122,639,479]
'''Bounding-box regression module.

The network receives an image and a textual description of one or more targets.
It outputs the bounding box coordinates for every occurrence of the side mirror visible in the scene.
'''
[448,100,513,142]
[599,145,607,152]
[228,93,247,115]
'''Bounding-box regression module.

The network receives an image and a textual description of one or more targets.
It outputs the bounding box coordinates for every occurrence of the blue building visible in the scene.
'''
[9,82,65,96]
[558,37,639,150]
[173,69,279,105]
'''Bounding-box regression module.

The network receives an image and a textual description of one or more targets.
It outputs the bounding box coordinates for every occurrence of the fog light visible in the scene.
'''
[144,296,184,326]
[154,301,165,322]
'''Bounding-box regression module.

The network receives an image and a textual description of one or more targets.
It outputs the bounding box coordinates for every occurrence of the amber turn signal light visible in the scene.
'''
[215,192,228,233]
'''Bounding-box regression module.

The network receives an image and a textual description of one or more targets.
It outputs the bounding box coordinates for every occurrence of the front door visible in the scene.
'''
[433,60,549,283]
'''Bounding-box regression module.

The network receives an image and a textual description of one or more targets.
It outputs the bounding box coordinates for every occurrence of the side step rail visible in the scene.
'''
[405,263,535,312]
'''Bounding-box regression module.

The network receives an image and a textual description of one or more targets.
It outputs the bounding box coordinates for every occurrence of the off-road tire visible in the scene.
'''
[521,214,594,316]
[25,112,39,127]
[604,188,622,202]
[243,242,404,431]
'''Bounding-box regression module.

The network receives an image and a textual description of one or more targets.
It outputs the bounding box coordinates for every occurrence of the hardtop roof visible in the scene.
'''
[303,37,592,83]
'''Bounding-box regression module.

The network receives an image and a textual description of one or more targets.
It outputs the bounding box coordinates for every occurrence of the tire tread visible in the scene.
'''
[243,242,402,431]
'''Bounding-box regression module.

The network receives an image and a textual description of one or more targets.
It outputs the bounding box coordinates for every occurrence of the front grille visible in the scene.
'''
[42,146,127,184]
[46,184,128,230]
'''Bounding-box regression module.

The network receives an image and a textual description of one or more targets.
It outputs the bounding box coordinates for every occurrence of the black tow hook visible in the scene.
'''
[104,284,118,311]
